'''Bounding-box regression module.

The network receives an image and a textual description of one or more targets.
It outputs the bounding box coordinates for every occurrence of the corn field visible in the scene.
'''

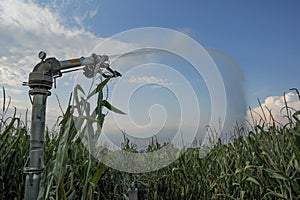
[0,83,300,199]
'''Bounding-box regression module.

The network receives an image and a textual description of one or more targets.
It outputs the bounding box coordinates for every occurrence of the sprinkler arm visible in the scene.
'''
[59,53,122,77]
[27,51,119,76]
[23,51,121,89]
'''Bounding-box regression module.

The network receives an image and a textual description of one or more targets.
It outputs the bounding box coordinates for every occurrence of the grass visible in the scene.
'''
[0,83,300,199]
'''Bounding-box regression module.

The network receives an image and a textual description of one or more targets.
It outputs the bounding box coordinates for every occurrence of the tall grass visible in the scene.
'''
[0,83,299,199]
[0,87,29,199]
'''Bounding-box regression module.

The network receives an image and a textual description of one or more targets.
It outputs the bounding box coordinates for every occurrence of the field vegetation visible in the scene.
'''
[0,82,299,199]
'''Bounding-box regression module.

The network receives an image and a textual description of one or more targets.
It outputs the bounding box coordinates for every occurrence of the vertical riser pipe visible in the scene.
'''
[25,94,47,200]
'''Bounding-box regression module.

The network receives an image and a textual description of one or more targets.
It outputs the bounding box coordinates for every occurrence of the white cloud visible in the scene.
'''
[4,88,25,95]
[73,5,99,29]
[0,0,144,128]
[0,0,118,127]
[247,92,300,127]
[0,0,102,86]
[37,0,100,29]
[127,76,174,88]
[0,97,25,107]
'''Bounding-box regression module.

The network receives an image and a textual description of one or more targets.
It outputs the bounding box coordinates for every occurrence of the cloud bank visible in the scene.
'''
[0,0,104,126]
[247,92,300,127]
[0,0,103,87]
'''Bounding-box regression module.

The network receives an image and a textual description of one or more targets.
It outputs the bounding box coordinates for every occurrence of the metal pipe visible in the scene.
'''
[24,94,48,200]
[59,57,86,70]
[58,54,109,71]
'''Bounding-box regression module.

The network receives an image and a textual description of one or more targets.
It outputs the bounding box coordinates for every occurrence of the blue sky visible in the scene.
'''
[44,0,300,105]
[0,0,299,148]
[91,0,300,105]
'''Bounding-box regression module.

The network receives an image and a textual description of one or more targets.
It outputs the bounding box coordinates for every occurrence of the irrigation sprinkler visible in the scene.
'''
[22,51,121,200]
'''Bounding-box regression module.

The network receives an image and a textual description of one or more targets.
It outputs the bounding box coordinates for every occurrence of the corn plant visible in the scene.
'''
[0,85,300,199]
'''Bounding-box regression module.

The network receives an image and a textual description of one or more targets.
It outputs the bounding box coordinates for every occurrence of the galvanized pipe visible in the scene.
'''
[24,94,49,200]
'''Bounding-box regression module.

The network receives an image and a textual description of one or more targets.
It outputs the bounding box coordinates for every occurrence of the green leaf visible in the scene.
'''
[246,177,260,186]
[101,100,126,114]
[264,168,288,181]
[2,86,5,113]
[293,110,300,122]
[1,115,19,139]
[97,113,105,128]
[90,163,106,185]
[87,78,111,100]
[74,84,85,95]
[263,189,288,200]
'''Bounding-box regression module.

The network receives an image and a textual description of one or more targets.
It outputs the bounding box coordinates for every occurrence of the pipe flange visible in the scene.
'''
[29,88,51,96]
